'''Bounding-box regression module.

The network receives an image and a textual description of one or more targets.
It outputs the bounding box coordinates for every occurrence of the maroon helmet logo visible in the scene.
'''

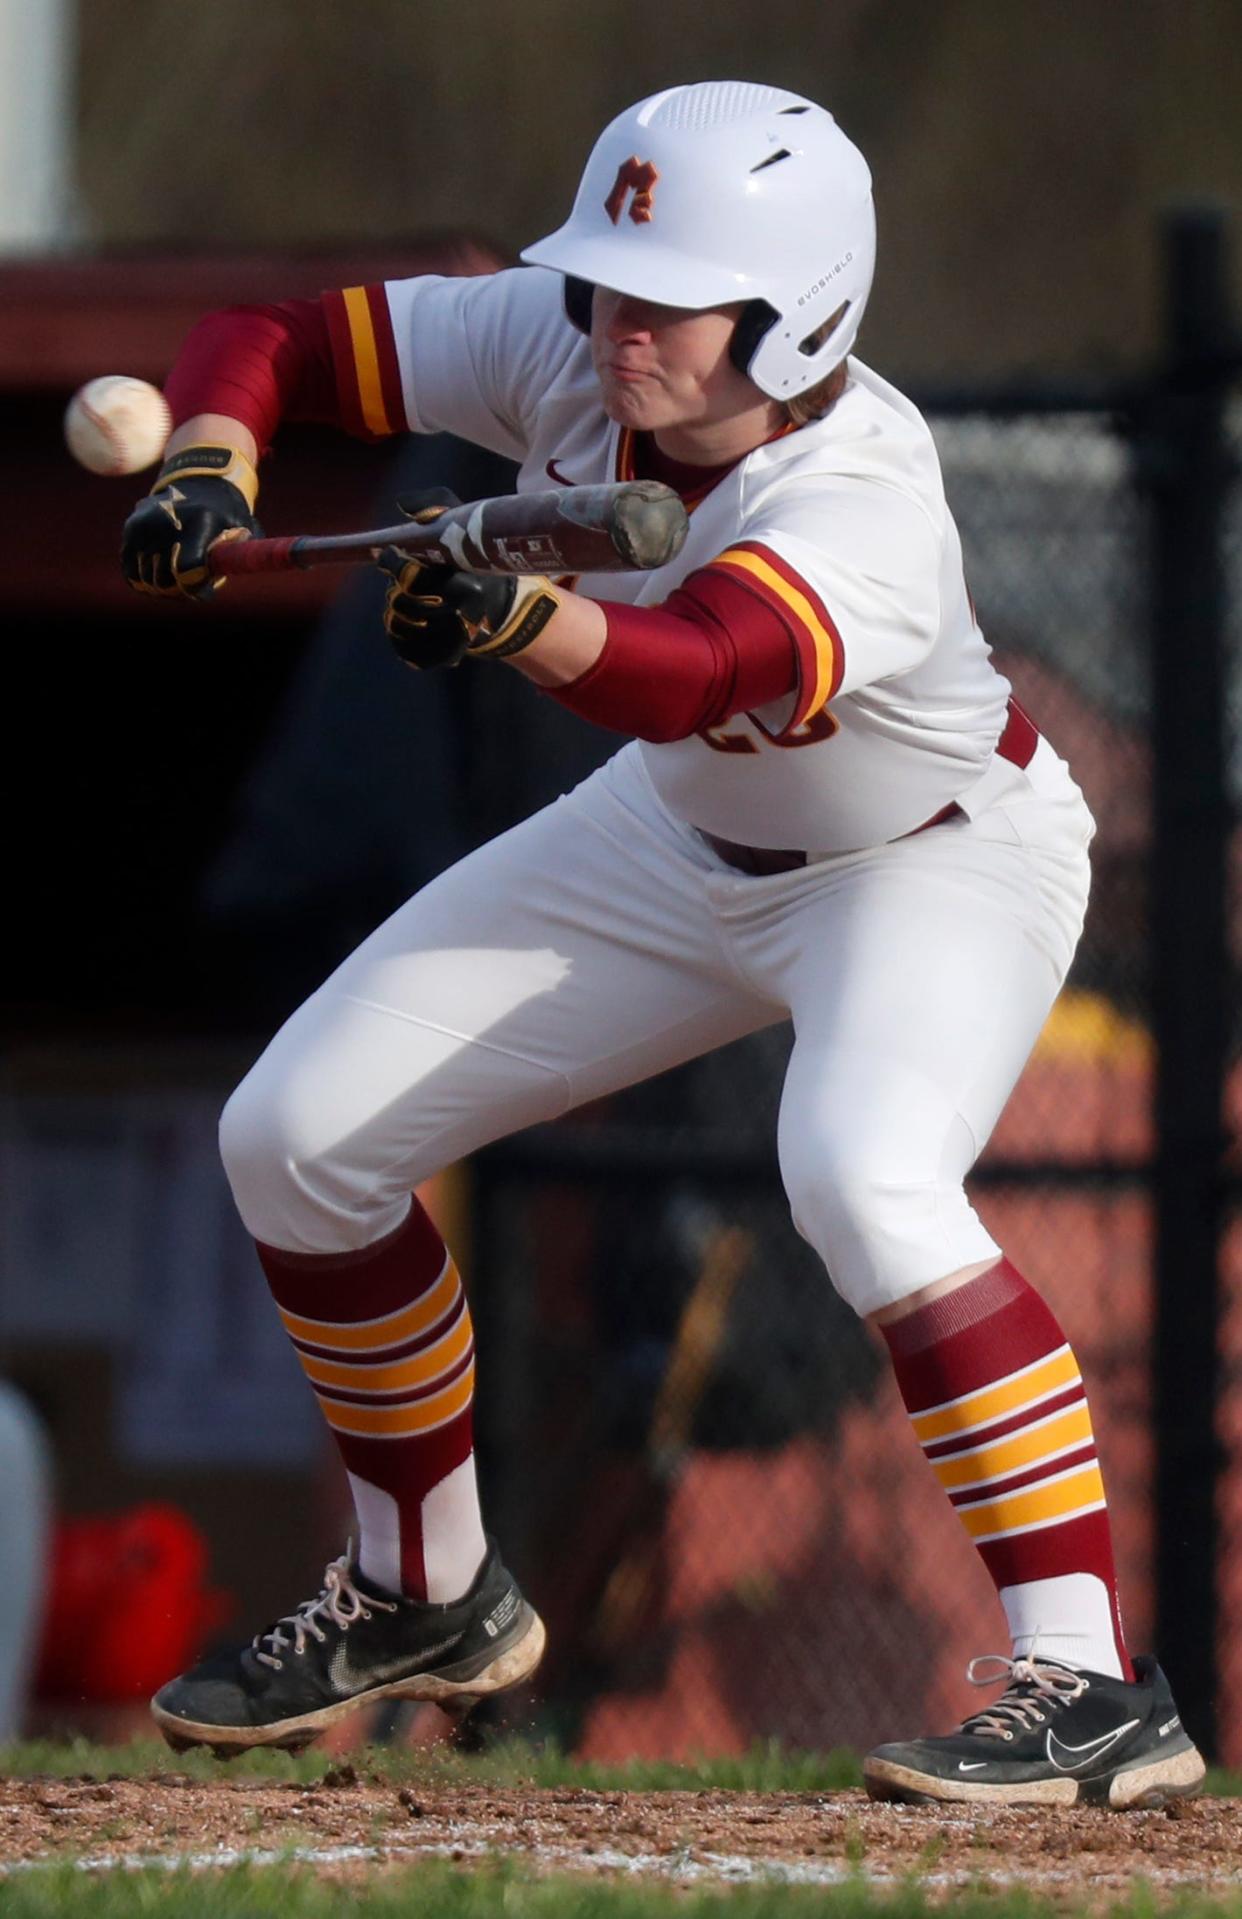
[605,157,659,226]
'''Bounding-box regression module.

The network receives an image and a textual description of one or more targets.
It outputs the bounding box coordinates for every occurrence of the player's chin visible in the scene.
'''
[599,378,668,431]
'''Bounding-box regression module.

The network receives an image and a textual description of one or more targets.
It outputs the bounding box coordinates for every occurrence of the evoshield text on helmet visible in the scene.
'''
[521,81,876,401]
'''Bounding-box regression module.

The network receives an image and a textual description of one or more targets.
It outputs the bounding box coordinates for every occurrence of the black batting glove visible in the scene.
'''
[378,489,562,671]
[122,444,262,601]
[378,489,474,670]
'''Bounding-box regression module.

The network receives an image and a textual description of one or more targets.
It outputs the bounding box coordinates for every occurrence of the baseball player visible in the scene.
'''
[121,82,1202,1807]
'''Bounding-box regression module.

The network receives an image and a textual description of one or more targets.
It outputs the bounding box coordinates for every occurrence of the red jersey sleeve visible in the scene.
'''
[163,285,407,451]
[546,564,800,743]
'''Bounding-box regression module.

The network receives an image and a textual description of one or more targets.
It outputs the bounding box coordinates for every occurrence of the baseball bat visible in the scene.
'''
[208,481,688,581]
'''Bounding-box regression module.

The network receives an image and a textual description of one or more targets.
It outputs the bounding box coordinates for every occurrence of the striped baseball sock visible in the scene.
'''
[881,1259,1133,1680]
[257,1200,487,1603]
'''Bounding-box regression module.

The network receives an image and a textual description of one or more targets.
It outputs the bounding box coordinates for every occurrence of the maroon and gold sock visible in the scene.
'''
[881,1259,1133,1679]
[259,1199,486,1602]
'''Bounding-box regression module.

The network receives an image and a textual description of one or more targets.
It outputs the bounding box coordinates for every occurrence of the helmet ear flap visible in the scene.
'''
[563,276,595,334]
[729,300,779,378]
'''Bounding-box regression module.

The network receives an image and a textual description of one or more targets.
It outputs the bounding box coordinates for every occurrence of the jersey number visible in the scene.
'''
[699,707,840,755]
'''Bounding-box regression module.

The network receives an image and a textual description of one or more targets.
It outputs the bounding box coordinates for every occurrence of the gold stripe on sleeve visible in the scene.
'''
[712,547,838,715]
[342,285,393,436]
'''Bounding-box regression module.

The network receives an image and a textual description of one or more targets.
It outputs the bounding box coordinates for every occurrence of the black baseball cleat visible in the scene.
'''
[864,1653,1205,1810]
[151,1539,546,1754]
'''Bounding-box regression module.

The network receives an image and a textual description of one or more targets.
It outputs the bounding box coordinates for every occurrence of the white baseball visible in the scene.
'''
[64,376,173,477]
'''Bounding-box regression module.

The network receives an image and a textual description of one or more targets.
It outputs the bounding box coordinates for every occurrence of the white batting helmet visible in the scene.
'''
[521,80,876,400]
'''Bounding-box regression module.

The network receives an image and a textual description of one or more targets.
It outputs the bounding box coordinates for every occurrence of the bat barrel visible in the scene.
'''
[470,482,688,573]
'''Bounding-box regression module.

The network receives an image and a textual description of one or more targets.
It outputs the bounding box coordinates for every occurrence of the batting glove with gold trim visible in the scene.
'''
[379,491,561,670]
[121,444,261,600]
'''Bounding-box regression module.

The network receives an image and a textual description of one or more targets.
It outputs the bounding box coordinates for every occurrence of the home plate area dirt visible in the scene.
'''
[1,1772,1240,1900]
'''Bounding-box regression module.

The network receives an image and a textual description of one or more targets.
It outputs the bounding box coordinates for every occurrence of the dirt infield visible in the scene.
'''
[1,1772,1239,1900]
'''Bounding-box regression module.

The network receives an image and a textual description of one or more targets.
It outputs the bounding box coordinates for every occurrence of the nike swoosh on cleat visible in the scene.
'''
[957,1761,989,1772]
[1045,1717,1142,1773]
[545,459,577,486]
[329,1630,465,1698]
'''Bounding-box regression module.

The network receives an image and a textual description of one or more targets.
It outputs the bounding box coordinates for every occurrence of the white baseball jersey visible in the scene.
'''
[349,266,1012,851]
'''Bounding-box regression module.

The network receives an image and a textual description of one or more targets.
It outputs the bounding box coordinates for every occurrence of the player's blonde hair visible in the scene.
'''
[785,362,848,426]
[783,302,850,426]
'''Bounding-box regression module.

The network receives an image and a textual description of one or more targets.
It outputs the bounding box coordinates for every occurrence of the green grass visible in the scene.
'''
[12,1863,1242,1919]
[0,1736,863,1793]
[2,1735,1240,1798]
[4,1863,1242,1919]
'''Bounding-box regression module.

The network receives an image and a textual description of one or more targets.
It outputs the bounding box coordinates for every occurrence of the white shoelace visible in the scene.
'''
[959,1654,1089,1740]
[253,1553,398,1670]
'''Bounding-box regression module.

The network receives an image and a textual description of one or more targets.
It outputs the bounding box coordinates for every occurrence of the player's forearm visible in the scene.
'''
[506,592,609,687]
[165,412,259,466]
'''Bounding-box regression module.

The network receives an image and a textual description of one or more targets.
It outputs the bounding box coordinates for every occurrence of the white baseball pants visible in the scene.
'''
[221,738,1092,1317]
